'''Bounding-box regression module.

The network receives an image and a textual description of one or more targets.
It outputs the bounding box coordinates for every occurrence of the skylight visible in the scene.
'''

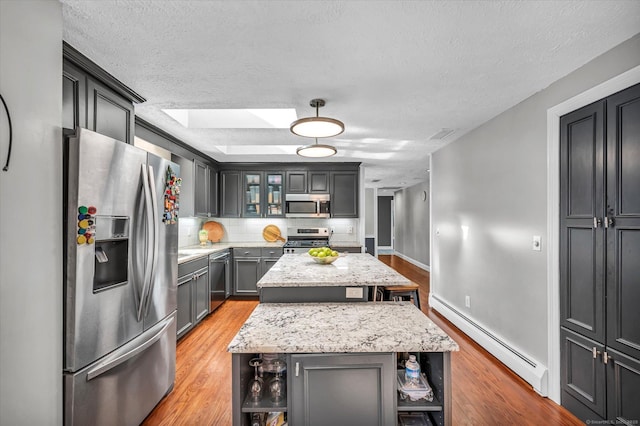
[214,145,299,155]
[162,108,298,129]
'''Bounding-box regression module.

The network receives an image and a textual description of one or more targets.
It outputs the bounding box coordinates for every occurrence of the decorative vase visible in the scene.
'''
[198,230,208,246]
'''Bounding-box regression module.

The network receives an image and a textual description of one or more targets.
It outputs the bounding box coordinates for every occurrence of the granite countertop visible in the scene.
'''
[257,253,411,288]
[227,302,459,354]
[178,242,283,264]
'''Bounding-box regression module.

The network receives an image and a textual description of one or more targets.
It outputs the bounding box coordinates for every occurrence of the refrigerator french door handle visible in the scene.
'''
[85,314,175,381]
[143,165,161,317]
[138,164,155,322]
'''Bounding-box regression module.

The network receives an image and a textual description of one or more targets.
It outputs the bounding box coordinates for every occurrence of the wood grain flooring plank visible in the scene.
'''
[142,256,581,426]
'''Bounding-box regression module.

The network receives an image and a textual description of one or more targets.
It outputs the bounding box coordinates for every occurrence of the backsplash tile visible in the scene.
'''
[178,217,360,247]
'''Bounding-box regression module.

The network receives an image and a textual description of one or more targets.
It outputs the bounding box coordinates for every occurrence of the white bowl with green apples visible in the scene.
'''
[307,247,340,264]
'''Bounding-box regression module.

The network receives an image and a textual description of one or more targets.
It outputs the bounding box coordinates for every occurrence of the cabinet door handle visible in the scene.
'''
[593,217,601,228]
[295,362,300,377]
[592,347,601,359]
[603,351,612,364]
[604,216,614,228]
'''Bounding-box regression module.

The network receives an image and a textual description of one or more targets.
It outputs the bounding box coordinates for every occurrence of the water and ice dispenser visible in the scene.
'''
[93,216,130,292]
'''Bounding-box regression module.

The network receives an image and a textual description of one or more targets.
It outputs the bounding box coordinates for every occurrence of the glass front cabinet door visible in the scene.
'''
[242,172,284,218]
[243,172,262,217]
[266,172,283,217]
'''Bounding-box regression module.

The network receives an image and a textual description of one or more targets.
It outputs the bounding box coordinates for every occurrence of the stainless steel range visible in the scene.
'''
[283,227,330,254]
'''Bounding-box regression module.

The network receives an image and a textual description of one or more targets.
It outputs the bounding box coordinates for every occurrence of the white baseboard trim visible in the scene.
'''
[430,294,548,396]
[393,251,430,272]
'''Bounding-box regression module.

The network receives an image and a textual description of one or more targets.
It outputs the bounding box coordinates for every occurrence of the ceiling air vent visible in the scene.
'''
[429,128,455,140]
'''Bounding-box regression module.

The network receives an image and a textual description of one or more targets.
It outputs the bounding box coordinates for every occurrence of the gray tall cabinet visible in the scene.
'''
[560,83,640,424]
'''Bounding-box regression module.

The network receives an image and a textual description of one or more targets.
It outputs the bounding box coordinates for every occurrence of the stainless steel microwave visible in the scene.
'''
[285,194,330,218]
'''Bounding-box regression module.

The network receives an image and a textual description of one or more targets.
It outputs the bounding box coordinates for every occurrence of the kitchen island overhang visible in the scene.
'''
[228,302,459,426]
[257,253,413,303]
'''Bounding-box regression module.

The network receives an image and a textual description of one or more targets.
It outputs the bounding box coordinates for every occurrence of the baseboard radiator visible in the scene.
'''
[392,251,430,271]
[430,294,548,396]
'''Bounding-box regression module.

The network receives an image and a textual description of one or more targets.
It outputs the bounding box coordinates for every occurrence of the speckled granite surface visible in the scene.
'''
[257,253,411,288]
[227,302,459,354]
[177,242,283,264]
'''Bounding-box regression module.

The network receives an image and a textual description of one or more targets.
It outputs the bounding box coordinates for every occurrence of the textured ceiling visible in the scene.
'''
[60,0,640,189]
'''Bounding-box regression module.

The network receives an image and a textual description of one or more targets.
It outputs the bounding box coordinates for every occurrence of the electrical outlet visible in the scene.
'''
[346,287,363,299]
[465,296,470,308]
[347,225,353,234]
[532,235,542,251]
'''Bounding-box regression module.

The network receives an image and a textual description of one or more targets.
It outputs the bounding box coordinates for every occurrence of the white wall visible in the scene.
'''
[393,180,430,269]
[431,33,640,389]
[364,188,374,236]
[0,1,63,424]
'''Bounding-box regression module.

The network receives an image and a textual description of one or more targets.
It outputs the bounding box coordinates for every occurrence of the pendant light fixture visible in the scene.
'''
[290,99,344,138]
[296,138,337,158]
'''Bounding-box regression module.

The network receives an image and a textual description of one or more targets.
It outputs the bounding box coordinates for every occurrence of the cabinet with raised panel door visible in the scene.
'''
[560,83,640,424]
[177,258,209,339]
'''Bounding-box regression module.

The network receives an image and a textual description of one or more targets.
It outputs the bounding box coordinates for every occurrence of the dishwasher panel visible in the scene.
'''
[209,251,230,312]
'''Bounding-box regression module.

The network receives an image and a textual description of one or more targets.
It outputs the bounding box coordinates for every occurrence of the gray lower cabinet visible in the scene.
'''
[233,256,261,295]
[233,248,282,296]
[289,353,396,426]
[261,247,282,275]
[561,328,640,423]
[232,351,451,426]
[177,258,209,339]
[177,274,195,339]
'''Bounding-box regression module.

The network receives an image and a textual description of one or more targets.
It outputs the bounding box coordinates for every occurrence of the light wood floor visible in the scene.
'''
[143,255,583,425]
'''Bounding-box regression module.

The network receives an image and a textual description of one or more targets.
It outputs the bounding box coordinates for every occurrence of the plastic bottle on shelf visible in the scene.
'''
[404,354,421,387]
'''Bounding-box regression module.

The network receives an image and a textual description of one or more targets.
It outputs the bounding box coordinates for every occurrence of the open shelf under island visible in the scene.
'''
[228,302,459,426]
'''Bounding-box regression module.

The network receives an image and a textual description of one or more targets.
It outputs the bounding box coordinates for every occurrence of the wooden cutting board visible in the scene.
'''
[202,221,224,242]
[263,224,285,243]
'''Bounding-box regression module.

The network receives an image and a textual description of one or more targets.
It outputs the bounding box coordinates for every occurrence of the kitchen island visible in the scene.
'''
[228,302,459,426]
[257,253,411,303]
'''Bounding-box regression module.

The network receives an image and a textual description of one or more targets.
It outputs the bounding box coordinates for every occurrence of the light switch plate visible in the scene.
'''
[346,287,363,299]
[532,235,542,251]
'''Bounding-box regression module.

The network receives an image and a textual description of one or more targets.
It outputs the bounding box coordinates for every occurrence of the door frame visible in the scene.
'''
[546,65,640,403]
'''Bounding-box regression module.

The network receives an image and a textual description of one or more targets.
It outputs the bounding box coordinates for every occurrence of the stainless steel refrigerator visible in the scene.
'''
[63,128,180,425]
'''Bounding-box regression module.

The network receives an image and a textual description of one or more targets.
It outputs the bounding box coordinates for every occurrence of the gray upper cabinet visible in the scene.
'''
[194,161,208,217]
[286,171,307,193]
[286,170,330,194]
[309,171,330,193]
[63,42,144,144]
[62,61,86,136]
[194,161,218,218]
[172,157,217,218]
[173,155,194,217]
[560,100,605,342]
[208,168,219,217]
[331,171,358,218]
[605,84,640,362]
[221,171,242,217]
[86,77,134,144]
